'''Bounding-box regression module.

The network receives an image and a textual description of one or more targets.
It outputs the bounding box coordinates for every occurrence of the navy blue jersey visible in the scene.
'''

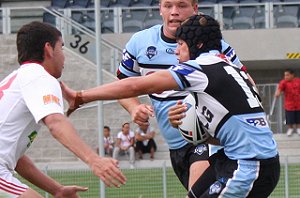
[169,51,277,159]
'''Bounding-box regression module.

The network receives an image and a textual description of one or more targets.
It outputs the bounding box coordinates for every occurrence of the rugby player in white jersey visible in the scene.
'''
[0,21,125,198]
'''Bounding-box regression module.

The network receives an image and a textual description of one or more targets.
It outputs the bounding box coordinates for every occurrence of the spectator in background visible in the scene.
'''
[103,126,114,156]
[135,125,157,160]
[97,126,114,156]
[113,122,135,168]
[275,69,300,136]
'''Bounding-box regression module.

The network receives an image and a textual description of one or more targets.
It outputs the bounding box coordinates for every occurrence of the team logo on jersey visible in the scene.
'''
[194,144,207,155]
[245,117,268,128]
[170,64,194,75]
[166,48,175,54]
[43,94,60,106]
[146,46,157,60]
[209,181,222,195]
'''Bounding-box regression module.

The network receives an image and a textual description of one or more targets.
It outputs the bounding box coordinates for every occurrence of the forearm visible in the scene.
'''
[15,155,62,195]
[44,114,98,167]
[118,97,141,114]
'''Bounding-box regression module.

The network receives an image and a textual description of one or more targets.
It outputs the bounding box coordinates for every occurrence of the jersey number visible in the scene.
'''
[0,74,17,100]
[224,66,260,108]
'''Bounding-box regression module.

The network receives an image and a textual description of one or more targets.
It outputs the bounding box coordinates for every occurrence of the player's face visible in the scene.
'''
[175,39,190,63]
[51,37,65,78]
[122,124,130,135]
[160,0,198,39]
[284,71,294,81]
[104,128,110,137]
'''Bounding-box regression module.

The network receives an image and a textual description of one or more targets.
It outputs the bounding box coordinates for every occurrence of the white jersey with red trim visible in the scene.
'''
[0,63,64,171]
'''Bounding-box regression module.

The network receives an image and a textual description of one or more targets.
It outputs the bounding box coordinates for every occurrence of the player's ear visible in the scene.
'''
[44,42,54,58]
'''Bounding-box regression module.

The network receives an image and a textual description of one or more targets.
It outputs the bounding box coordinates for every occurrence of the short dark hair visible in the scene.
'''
[104,126,110,131]
[122,122,130,128]
[16,21,62,64]
[285,68,295,75]
[175,14,222,60]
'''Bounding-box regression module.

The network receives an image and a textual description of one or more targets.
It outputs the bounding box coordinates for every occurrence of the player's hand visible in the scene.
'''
[54,185,88,198]
[168,100,187,128]
[131,104,154,126]
[60,81,83,116]
[89,157,126,187]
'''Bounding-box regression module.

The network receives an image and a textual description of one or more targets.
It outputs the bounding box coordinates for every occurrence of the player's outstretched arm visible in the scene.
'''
[43,113,127,187]
[15,155,88,197]
[60,71,178,116]
[119,97,154,126]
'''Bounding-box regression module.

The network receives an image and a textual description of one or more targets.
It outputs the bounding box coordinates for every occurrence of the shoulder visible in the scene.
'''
[18,63,56,85]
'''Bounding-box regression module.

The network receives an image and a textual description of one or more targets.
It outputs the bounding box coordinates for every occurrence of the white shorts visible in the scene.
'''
[0,166,28,197]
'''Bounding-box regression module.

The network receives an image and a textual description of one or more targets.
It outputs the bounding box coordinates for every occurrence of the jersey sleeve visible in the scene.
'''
[117,34,142,79]
[21,75,64,123]
[221,39,245,70]
[168,61,208,93]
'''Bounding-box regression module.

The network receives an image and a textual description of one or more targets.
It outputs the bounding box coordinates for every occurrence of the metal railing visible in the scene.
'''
[16,156,300,198]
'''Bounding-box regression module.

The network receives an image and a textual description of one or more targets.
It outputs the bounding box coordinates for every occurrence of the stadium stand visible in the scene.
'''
[232,6,256,29]
[143,8,162,29]
[122,9,147,32]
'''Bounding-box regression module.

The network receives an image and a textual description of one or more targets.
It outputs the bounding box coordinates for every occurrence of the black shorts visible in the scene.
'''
[170,143,209,190]
[285,110,300,125]
[188,149,280,198]
[135,139,157,153]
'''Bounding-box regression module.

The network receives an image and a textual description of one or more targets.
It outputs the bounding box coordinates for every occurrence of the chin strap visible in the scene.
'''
[66,90,84,116]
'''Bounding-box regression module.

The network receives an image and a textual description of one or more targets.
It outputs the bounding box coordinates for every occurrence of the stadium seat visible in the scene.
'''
[143,9,162,29]
[276,15,298,28]
[130,0,153,7]
[219,0,239,4]
[199,0,218,5]
[239,0,260,3]
[122,9,146,32]
[222,6,236,29]
[254,7,266,28]
[109,0,131,7]
[67,0,91,8]
[274,5,299,28]
[199,6,214,16]
[72,11,83,23]
[151,0,159,6]
[101,10,114,33]
[232,6,256,29]
[51,0,68,8]
[232,16,254,29]
[43,12,56,25]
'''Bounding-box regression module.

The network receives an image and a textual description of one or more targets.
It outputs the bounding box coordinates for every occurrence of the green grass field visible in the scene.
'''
[16,165,300,197]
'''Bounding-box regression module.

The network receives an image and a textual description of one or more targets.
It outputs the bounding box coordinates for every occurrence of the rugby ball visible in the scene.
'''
[178,94,210,145]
